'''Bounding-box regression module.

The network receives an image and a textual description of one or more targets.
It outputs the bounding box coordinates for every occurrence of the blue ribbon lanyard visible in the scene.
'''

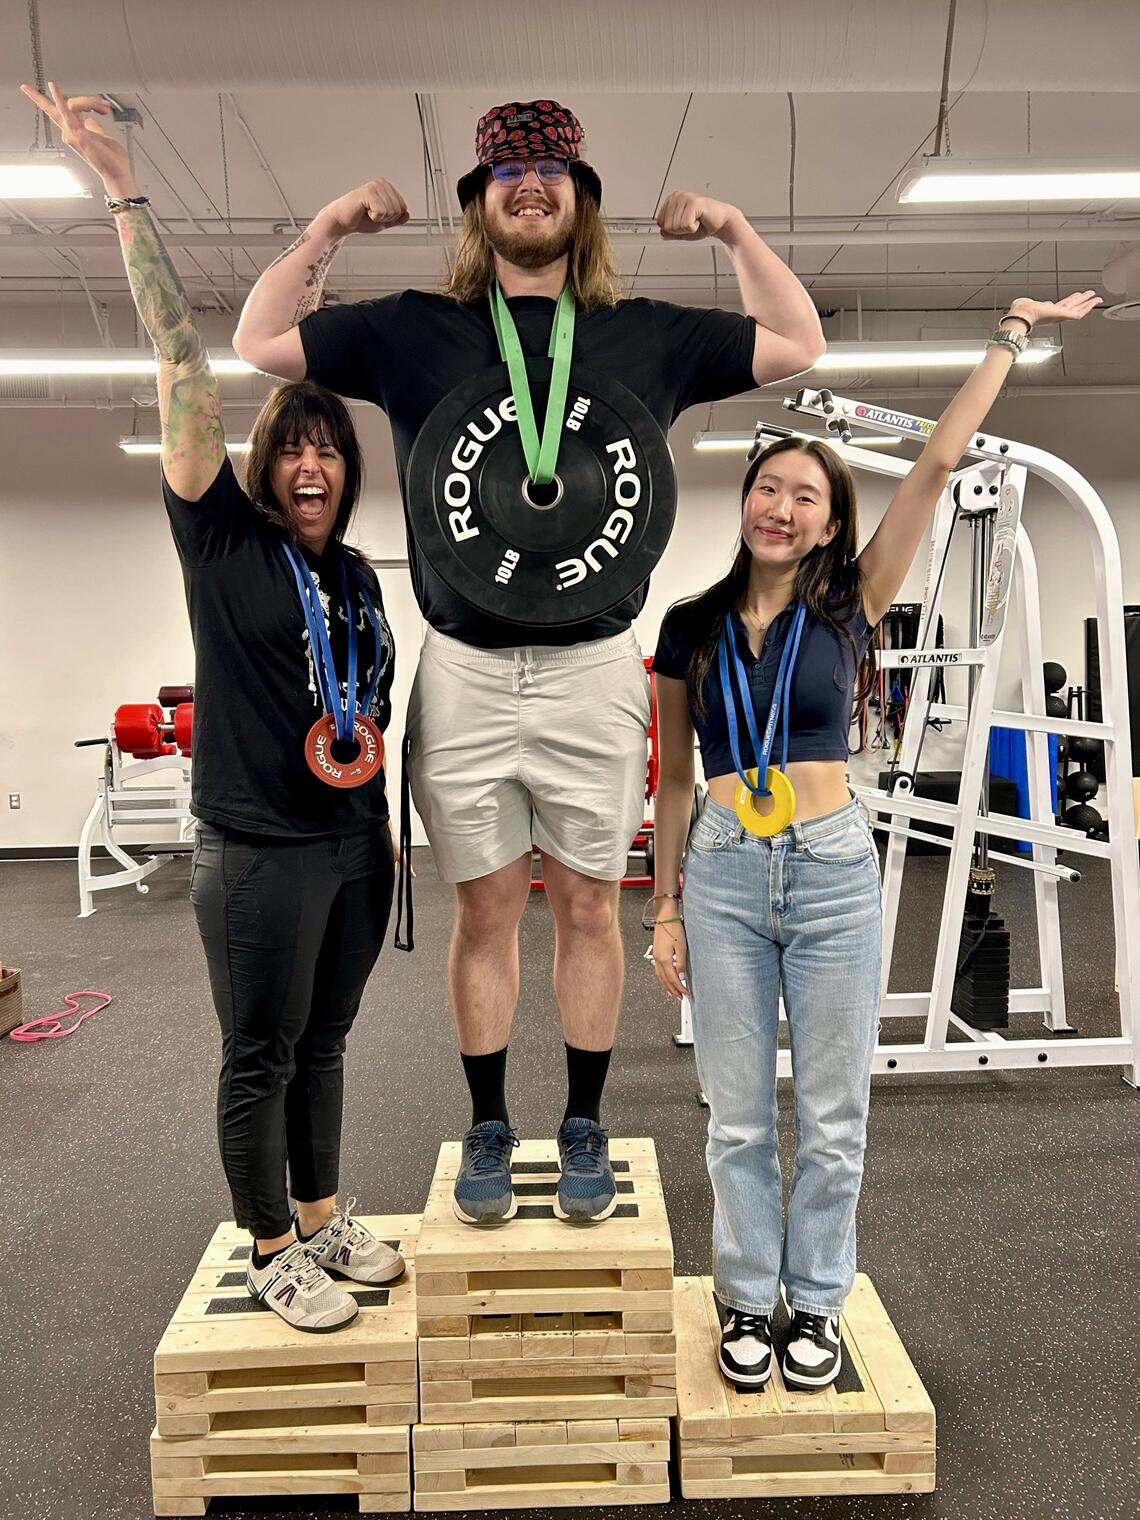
[283,546,383,743]
[718,604,807,798]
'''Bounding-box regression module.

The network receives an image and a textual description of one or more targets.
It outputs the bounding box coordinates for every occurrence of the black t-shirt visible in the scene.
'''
[299,291,757,647]
[162,457,395,836]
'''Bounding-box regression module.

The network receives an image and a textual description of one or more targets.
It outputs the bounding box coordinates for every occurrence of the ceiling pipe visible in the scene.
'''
[8,221,1140,251]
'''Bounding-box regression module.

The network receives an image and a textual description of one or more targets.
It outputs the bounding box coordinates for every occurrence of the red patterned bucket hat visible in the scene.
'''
[456,99,602,209]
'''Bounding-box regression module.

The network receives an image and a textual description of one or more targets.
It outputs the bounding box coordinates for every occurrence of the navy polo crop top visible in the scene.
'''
[651,599,875,780]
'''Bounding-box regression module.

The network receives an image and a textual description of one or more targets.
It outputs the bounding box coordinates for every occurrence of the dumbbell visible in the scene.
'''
[113,701,194,759]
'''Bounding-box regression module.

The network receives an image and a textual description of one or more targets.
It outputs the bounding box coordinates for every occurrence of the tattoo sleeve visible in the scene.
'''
[115,207,224,479]
[116,207,206,369]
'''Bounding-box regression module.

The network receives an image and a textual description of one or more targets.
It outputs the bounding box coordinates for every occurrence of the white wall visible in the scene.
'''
[1,390,1137,849]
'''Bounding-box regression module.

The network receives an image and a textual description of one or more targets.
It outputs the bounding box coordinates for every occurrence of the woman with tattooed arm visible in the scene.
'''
[23,82,404,1332]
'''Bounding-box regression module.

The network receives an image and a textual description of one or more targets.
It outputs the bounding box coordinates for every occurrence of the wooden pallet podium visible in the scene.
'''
[150,1215,419,1515]
[413,1138,675,1509]
[675,1275,936,1499]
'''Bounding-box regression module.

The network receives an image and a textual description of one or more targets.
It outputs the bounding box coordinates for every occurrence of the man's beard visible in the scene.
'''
[486,210,575,270]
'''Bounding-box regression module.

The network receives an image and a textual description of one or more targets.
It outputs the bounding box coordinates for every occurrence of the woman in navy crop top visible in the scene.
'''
[649,290,1100,1394]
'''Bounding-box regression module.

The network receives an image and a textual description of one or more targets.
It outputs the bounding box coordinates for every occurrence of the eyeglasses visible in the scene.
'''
[489,157,570,187]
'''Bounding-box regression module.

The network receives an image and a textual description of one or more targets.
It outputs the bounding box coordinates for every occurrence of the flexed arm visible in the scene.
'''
[21,83,224,501]
[657,193,826,384]
[233,180,409,380]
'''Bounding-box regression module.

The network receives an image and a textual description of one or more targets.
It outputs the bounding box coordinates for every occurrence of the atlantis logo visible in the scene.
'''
[854,404,936,437]
[896,651,963,667]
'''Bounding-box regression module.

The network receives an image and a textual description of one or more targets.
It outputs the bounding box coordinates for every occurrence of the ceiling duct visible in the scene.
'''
[4,0,1136,93]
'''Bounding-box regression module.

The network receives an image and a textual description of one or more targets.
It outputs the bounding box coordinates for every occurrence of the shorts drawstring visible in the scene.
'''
[511,647,536,693]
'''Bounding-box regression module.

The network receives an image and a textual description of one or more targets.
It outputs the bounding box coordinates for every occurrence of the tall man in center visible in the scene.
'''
[235,101,824,1225]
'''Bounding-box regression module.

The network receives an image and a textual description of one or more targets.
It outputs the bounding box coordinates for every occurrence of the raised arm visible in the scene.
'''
[233,180,409,380]
[657,193,826,384]
[21,82,224,502]
[857,291,1102,625]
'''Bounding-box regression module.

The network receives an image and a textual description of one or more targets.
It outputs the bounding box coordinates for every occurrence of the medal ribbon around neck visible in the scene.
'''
[489,279,576,485]
[718,603,807,836]
[283,544,387,788]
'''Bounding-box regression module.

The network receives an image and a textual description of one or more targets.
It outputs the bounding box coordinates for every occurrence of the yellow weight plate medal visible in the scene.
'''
[719,603,807,838]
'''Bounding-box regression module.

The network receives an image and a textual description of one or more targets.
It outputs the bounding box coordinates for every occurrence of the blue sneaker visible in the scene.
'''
[452,1120,519,1226]
[555,1118,617,1221]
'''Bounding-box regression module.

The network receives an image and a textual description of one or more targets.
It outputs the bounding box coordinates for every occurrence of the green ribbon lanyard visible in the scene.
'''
[489,279,576,486]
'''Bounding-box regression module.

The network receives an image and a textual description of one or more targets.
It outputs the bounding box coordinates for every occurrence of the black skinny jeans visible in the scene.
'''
[190,820,394,1238]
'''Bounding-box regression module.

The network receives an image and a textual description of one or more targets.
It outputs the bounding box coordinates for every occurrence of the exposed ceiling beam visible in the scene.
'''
[5,221,1137,252]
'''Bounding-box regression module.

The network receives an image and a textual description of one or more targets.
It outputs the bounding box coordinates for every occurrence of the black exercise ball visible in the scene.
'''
[1043,661,1067,694]
[1064,803,1102,835]
[1067,735,1101,762]
[1064,770,1098,803]
[1046,694,1068,719]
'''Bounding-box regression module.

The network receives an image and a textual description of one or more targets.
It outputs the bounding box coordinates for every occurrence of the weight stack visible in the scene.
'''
[950,911,1011,1031]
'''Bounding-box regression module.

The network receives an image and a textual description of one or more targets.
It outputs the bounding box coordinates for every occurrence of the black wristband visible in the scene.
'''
[1000,312,1031,333]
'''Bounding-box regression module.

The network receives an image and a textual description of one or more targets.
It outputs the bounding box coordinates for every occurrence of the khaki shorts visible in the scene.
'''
[407,626,652,884]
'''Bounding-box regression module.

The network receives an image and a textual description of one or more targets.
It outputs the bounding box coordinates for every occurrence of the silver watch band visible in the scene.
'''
[988,325,1029,357]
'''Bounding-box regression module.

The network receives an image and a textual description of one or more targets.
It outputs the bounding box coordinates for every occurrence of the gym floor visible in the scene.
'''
[1,846,1135,1520]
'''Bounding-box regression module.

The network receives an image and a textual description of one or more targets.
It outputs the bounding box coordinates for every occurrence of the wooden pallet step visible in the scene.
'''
[679,1450,936,1498]
[153,1215,421,1436]
[412,1417,670,1511]
[151,1419,410,1514]
[416,1141,672,1338]
[675,1275,936,1499]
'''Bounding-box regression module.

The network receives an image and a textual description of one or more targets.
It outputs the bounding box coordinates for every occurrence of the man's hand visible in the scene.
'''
[657,191,741,243]
[318,180,410,240]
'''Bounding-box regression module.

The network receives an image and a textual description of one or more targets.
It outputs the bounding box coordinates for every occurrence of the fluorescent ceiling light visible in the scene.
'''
[693,430,900,453]
[898,157,1140,204]
[0,154,90,198]
[119,437,251,455]
[0,350,256,377]
[813,340,1059,370]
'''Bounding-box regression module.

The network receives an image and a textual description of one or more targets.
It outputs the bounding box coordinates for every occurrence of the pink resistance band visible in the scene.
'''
[9,991,113,1042]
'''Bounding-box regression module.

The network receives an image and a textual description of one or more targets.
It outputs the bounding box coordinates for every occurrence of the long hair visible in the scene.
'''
[243,381,366,559]
[679,437,876,722]
[441,168,621,311]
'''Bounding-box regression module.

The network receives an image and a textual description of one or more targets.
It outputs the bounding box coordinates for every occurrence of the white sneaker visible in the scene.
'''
[295,1197,405,1285]
[782,1310,842,1389]
[245,1239,358,1333]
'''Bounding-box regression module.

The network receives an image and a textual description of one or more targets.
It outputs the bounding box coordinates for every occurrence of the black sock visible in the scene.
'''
[461,1046,510,1128]
[293,1213,318,1243]
[251,1242,289,1270]
[563,1043,612,1126]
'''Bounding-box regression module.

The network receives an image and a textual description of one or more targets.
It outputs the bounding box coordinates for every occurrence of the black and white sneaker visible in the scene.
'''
[782,1310,842,1389]
[718,1309,773,1389]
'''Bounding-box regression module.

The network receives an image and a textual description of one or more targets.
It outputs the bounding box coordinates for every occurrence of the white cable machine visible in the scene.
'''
[674,389,1140,1088]
[75,731,195,919]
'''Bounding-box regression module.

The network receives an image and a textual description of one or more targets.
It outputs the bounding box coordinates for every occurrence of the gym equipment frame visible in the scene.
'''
[75,728,194,918]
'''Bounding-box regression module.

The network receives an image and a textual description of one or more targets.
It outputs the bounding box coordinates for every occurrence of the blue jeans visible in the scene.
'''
[683,796,882,1318]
